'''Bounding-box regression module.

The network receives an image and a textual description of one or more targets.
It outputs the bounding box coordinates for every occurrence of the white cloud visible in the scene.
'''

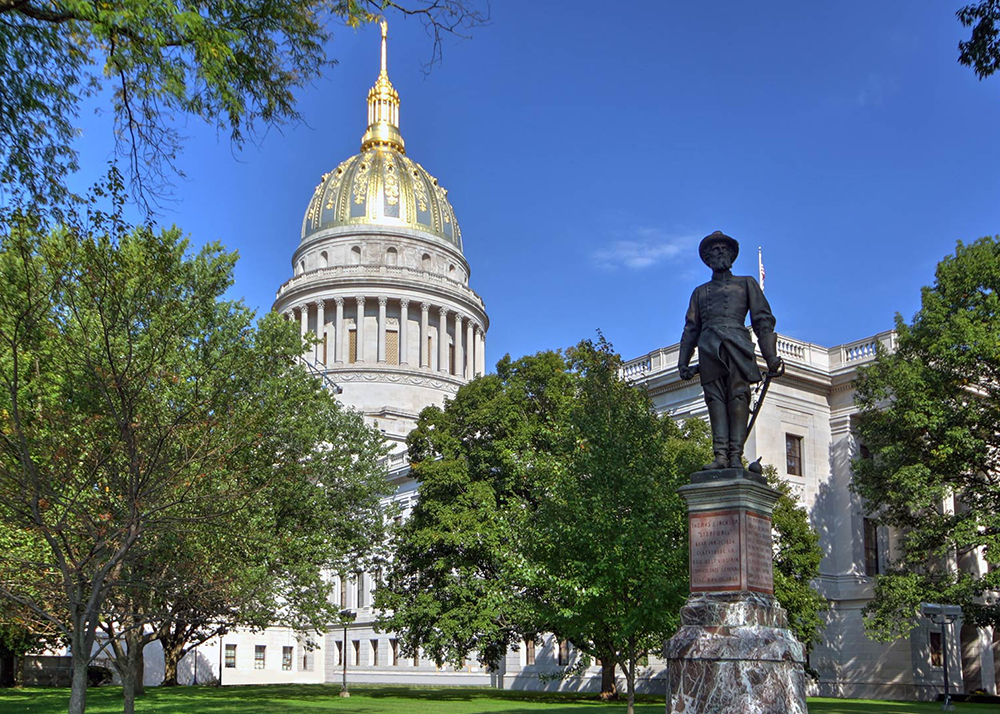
[591,229,697,271]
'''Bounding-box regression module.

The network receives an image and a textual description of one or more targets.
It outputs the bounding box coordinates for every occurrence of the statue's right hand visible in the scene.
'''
[678,365,695,381]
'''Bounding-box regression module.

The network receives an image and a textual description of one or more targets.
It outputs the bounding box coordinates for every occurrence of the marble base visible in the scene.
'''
[665,593,808,714]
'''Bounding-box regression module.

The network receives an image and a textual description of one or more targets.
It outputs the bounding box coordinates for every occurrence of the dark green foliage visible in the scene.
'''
[853,236,1000,641]
[958,1,1000,80]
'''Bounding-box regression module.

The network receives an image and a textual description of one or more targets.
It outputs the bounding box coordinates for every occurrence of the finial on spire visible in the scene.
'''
[380,20,388,75]
[360,20,405,153]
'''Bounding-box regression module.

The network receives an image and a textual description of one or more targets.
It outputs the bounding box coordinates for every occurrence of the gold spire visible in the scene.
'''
[360,20,405,153]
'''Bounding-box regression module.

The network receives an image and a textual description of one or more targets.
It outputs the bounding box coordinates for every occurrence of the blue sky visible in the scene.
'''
[69,1,1000,367]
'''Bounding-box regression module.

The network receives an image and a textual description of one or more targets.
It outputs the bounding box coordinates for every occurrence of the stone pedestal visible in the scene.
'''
[665,472,808,714]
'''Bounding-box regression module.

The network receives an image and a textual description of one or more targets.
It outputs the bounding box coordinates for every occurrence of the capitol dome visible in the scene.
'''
[274,21,488,452]
[301,148,462,251]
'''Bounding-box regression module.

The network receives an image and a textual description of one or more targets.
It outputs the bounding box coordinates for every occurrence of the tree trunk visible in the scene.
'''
[0,644,16,688]
[68,632,89,714]
[132,633,146,697]
[161,639,186,687]
[626,636,636,714]
[599,660,618,700]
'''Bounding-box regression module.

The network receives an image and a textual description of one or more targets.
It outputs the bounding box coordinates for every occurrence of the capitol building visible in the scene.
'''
[157,25,999,701]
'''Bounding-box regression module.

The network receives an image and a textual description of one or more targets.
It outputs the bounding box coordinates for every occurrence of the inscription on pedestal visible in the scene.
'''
[744,511,773,593]
[689,511,741,591]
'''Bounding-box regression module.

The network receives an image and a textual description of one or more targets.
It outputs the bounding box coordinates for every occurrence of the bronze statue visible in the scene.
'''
[678,231,783,472]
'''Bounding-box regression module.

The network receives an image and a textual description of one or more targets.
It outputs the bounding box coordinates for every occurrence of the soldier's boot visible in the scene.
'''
[703,398,730,470]
[727,395,750,469]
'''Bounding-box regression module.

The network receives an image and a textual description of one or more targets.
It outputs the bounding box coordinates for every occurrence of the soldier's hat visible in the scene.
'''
[698,231,740,265]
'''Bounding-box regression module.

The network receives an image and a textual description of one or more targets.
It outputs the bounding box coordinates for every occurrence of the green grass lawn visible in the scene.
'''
[0,685,993,714]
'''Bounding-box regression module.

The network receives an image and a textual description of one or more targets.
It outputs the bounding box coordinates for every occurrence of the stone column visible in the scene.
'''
[453,314,464,378]
[314,299,325,363]
[475,326,486,376]
[355,297,366,363]
[334,297,344,364]
[399,299,410,366]
[465,319,474,379]
[377,296,387,364]
[299,304,309,340]
[664,474,807,714]
[420,303,430,369]
[438,307,450,374]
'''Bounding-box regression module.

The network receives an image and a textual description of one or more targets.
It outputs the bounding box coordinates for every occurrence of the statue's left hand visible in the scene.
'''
[766,355,784,375]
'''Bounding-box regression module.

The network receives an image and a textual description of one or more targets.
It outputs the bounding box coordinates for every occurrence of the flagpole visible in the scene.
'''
[758,246,764,292]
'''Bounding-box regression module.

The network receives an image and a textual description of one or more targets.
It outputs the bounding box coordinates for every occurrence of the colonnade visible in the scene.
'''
[286,296,486,378]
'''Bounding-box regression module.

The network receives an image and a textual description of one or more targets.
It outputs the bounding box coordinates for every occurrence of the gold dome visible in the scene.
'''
[300,147,462,250]
[300,22,462,251]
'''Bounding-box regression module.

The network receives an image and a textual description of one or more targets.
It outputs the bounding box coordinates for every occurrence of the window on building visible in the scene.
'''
[557,639,570,666]
[427,336,433,369]
[224,644,236,668]
[254,645,266,670]
[322,332,328,364]
[350,246,361,265]
[348,329,358,364]
[302,648,312,672]
[786,434,803,476]
[386,247,398,266]
[449,343,455,374]
[864,518,880,576]
[336,641,343,666]
[930,631,943,667]
[352,640,360,666]
[356,573,364,608]
[524,638,535,666]
[421,253,431,271]
[319,250,329,268]
[340,576,347,608]
[282,646,293,671]
[386,329,399,365]
[370,639,379,666]
[390,639,399,666]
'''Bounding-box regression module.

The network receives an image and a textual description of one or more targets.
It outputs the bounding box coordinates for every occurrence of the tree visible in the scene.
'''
[524,339,690,714]
[852,236,1000,642]
[0,176,390,713]
[0,0,489,209]
[958,2,1000,81]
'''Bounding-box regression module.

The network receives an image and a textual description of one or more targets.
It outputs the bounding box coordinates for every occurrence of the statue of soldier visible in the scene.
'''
[677,231,783,471]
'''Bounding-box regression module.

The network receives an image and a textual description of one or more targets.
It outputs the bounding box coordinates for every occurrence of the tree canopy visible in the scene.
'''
[852,236,1000,641]
[0,175,391,713]
[0,0,489,209]
[958,1,1000,81]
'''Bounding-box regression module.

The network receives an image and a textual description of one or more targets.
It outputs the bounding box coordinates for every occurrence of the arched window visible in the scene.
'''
[350,246,362,265]
[421,253,432,271]
[386,247,398,266]
[319,251,329,268]
[448,264,456,276]
[297,260,305,275]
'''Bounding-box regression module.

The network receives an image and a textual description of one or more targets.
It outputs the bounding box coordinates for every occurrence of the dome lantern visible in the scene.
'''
[360,21,405,153]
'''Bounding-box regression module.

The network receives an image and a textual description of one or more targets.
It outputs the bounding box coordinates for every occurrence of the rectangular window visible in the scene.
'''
[322,332,328,364]
[282,646,293,671]
[356,573,364,608]
[386,330,399,365]
[427,336,433,369]
[254,645,266,670]
[558,639,570,666]
[390,639,399,666]
[786,434,803,476]
[449,343,455,374]
[930,631,943,667]
[349,329,358,363]
[224,644,236,669]
[864,518,880,576]
[340,577,347,608]
[524,638,535,666]
[301,648,312,672]
[370,639,379,666]
[336,641,343,667]
[352,640,360,666]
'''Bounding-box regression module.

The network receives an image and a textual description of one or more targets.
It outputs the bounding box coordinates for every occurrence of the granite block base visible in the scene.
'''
[665,593,808,714]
